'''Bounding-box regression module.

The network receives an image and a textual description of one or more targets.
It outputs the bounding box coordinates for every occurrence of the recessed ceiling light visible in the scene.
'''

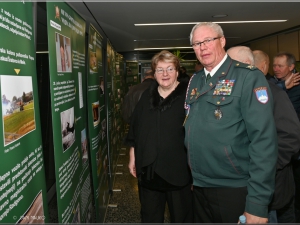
[212,14,228,18]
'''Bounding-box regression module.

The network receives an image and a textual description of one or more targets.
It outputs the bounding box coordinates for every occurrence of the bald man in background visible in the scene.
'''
[227,46,254,65]
[252,50,272,80]
[228,46,300,223]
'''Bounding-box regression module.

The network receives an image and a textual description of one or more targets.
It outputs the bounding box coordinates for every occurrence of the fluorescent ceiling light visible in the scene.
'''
[134,38,188,41]
[134,47,192,50]
[36,51,49,54]
[134,20,287,26]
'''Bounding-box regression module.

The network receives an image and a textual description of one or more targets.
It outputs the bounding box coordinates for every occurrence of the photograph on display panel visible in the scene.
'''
[99,76,104,95]
[17,191,45,224]
[92,101,100,127]
[81,128,88,164]
[60,107,75,152]
[55,32,72,73]
[89,30,98,73]
[1,75,36,146]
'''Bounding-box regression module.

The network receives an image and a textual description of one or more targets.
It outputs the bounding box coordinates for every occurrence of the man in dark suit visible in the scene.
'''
[121,69,155,124]
[252,50,272,80]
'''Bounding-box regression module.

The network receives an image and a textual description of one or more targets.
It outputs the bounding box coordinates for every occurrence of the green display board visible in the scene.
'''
[46,2,92,223]
[0,2,49,223]
[105,41,114,190]
[87,24,108,223]
[109,53,125,185]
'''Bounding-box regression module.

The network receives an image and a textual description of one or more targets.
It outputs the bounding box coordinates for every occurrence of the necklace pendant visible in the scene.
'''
[214,108,223,120]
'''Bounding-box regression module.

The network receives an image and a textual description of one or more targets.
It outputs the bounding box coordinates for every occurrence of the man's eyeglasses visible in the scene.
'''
[191,37,220,49]
[155,67,176,74]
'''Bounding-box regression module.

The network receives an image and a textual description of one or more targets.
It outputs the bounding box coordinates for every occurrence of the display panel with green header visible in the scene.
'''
[87,24,107,223]
[46,2,92,223]
[0,2,49,223]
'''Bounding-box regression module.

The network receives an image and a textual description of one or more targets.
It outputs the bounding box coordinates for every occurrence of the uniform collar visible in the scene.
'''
[204,54,228,77]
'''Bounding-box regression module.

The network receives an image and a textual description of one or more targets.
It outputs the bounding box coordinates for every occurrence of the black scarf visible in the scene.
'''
[149,80,188,111]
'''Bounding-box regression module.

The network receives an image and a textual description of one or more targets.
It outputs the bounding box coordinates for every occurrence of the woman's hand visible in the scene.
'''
[128,147,136,177]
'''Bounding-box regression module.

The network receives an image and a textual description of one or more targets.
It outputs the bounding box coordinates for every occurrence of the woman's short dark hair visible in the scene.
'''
[151,50,180,72]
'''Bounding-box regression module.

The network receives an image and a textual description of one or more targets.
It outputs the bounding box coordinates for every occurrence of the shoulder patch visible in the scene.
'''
[254,87,268,104]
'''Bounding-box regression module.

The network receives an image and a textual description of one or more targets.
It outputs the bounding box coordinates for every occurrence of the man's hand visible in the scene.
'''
[128,147,136,177]
[285,72,300,89]
[238,212,268,224]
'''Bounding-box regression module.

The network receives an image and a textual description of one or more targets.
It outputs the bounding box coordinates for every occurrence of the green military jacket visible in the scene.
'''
[184,56,277,218]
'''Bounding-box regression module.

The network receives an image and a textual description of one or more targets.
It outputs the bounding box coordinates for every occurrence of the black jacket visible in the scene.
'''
[177,72,190,83]
[269,76,300,118]
[268,81,300,210]
[126,81,191,187]
[121,78,155,124]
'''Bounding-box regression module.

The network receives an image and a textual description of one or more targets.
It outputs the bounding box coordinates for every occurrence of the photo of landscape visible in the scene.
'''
[1,75,36,146]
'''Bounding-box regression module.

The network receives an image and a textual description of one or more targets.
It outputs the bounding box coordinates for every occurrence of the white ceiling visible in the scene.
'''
[39,2,300,54]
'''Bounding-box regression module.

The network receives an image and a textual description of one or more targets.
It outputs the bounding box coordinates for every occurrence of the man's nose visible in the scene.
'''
[199,43,208,51]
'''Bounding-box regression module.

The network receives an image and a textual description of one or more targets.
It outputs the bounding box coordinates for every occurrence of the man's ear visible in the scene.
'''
[262,62,266,73]
[220,36,226,48]
[289,64,295,72]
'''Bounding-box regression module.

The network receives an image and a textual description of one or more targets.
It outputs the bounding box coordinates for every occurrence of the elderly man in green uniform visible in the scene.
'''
[184,22,277,223]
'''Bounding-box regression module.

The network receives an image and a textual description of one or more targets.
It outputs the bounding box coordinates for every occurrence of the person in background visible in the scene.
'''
[227,46,253,65]
[228,46,300,223]
[178,66,190,82]
[252,50,272,80]
[271,51,300,223]
[126,50,193,223]
[121,69,155,124]
[194,60,204,73]
[185,22,277,223]
[271,52,300,119]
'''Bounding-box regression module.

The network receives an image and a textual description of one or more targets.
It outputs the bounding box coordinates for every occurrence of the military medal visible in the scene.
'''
[213,80,235,95]
[183,104,190,126]
[214,107,222,120]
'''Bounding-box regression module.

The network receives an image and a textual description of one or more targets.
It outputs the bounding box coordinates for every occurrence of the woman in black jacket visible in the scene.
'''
[126,50,193,223]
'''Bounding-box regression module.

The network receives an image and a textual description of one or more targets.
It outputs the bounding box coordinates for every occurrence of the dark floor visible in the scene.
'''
[104,147,141,223]
[48,193,58,223]
[104,147,170,223]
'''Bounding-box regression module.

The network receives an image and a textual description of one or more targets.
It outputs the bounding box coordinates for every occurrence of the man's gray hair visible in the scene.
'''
[190,22,224,45]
